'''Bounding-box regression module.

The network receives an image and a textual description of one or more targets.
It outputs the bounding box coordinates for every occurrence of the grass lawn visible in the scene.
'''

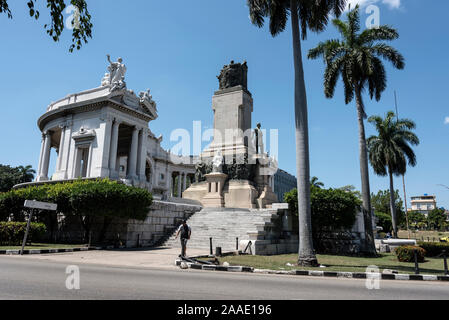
[0,243,86,250]
[215,253,448,275]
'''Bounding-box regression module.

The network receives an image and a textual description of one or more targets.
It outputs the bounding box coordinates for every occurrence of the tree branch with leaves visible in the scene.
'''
[0,0,92,52]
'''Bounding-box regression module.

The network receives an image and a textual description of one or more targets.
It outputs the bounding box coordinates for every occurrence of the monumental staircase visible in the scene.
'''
[163,208,283,253]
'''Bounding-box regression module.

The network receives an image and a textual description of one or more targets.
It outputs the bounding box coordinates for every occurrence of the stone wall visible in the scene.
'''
[54,200,202,247]
[124,200,202,247]
[240,238,299,256]
[237,204,300,256]
[237,205,367,256]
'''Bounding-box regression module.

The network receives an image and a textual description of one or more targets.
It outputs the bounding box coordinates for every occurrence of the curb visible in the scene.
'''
[0,245,126,255]
[252,269,449,282]
[176,259,449,282]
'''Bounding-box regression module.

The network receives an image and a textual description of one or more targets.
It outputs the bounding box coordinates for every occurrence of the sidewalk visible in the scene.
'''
[9,247,209,270]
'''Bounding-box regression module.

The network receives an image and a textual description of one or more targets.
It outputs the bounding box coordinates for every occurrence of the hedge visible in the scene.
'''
[395,245,426,263]
[417,242,449,257]
[0,179,153,241]
[0,222,46,246]
[0,179,153,221]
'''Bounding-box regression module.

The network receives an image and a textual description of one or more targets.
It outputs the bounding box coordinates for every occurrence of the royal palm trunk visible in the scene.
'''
[290,0,318,267]
[388,167,398,238]
[355,87,376,255]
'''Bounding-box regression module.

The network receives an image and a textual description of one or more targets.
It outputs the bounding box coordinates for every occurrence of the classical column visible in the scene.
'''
[136,129,143,178]
[137,128,148,182]
[127,126,139,180]
[177,172,183,198]
[99,117,113,177]
[38,131,52,181]
[171,172,177,197]
[170,173,173,197]
[63,118,73,179]
[182,172,187,193]
[56,125,66,172]
[36,133,46,180]
[109,120,120,177]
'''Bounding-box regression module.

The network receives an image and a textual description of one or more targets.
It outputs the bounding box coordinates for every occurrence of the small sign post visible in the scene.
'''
[21,200,57,255]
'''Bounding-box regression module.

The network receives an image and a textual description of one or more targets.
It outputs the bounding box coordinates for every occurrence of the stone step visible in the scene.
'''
[162,207,281,250]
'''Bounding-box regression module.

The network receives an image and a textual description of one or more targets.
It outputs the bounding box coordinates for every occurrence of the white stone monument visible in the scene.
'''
[30,55,196,201]
[183,61,278,209]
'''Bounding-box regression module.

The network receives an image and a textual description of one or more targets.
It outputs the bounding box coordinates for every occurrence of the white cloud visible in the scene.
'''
[383,0,401,9]
[345,0,401,11]
[445,117,449,125]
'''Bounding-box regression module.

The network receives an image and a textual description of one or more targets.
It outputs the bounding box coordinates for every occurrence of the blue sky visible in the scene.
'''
[0,0,447,208]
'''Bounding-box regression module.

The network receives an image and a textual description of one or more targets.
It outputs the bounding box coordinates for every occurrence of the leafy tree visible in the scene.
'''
[374,212,392,234]
[371,189,405,229]
[285,186,360,253]
[0,0,92,52]
[408,211,427,230]
[0,164,35,192]
[308,5,404,253]
[367,111,419,238]
[247,0,347,267]
[339,185,362,198]
[311,176,324,189]
[427,208,447,231]
[0,165,19,192]
[310,186,360,234]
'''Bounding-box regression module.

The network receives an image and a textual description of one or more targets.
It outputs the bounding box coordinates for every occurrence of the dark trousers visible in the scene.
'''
[181,238,188,257]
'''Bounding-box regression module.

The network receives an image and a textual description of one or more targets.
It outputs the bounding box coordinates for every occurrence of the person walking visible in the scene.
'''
[175,220,191,257]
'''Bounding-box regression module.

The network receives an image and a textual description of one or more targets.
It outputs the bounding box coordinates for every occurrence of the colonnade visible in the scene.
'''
[170,171,194,198]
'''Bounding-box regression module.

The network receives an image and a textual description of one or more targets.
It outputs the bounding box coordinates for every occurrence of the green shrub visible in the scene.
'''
[0,222,47,246]
[395,245,426,263]
[417,242,449,257]
[0,179,153,242]
[0,179,152,221]
[284,187,360,253]
[284,187,360,234]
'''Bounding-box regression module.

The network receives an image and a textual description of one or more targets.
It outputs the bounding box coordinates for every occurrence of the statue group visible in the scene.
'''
[102,54,127,91]
[217,60,248,91]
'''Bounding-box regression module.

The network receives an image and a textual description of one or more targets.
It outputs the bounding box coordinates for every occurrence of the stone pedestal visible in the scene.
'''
[202,172,228,208]
[182,181,208,204]
[223,180,258,209]
[257,185,279,209]
[202,86,253,158]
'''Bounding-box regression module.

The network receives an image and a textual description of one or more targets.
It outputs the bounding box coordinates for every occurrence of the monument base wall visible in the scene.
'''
[49,200,202,247]
[223,180,258,209]
[183,180,266,209]
[182,182,208,204]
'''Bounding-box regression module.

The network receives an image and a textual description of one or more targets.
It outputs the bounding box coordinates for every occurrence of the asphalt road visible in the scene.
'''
[0,256,448,300]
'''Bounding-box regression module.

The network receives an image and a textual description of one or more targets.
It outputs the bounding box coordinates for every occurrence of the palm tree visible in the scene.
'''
[308,5,404,254]
[311,176,324,188]
[247,0,347,266]
[367,111,419,238]
[17,165,35,184]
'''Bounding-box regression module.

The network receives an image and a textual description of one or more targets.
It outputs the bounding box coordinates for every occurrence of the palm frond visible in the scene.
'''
[247,0,269,27]
[372,43,405,70]
[359,25,399,44]
[268,0,289,36]
[324,55,345,98]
